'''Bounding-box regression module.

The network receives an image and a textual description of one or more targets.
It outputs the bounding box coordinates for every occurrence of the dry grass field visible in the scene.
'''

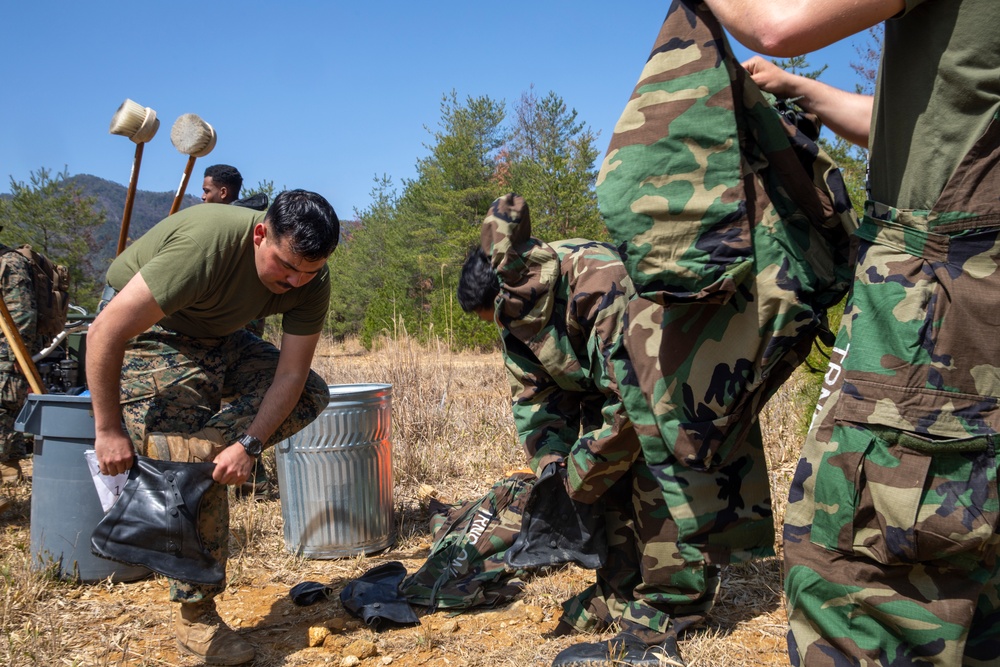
[0,334,811,666]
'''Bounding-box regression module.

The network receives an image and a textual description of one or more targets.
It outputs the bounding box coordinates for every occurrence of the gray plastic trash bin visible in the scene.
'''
[16,393,149,582]
[275,383,394,558]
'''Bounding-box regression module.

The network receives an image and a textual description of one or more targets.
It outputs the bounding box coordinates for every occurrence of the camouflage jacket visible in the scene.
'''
[595,0,857,470]
[0,244,40,371]
[480,194,641,502]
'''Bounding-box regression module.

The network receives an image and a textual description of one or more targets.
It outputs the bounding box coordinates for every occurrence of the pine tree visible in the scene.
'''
[0,167,105,307]
[500,88,604,242]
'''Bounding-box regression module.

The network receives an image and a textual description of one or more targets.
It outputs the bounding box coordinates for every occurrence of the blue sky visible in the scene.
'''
[1,1,872,220]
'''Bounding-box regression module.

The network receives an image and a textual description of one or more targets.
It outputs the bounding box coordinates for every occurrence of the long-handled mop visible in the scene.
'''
[167,114,217,216]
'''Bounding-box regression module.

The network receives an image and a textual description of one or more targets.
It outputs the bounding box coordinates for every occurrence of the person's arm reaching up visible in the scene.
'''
[743,56,873,147]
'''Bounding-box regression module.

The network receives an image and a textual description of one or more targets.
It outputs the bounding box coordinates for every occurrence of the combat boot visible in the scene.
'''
[551,632,685,667]
[145,428,227,463]
[0,460,23,483]
[175,599,255,665]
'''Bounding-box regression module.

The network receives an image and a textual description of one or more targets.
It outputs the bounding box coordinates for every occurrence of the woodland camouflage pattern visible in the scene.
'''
[478,193,772,641]
[589,0,859,641]
[120,324,329,602]
[784,111,1000,662]
[0,246,43,461]
[479,193,641,503]
[401,473,534,609]
[596,0,857,477]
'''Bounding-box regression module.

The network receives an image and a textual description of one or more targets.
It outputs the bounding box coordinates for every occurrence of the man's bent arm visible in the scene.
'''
[702,0,904,56]
[87,273,166,476]
[210,331,321,485]
[255,331,321,442]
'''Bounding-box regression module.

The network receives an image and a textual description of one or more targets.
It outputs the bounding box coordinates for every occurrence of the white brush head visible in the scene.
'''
[110,99,159,143]
[131,108,159,144]
[109,99,146,137]
[171,114,215,156]
[191,123,217,158]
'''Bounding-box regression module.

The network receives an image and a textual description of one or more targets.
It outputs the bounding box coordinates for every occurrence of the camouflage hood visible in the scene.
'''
[479,193,559,341]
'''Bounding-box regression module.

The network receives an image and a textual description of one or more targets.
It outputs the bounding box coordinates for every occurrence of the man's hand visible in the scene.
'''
[742,56,802,99]
[742,55,873,148]
[95,430,135,477]
[211,443,257,486]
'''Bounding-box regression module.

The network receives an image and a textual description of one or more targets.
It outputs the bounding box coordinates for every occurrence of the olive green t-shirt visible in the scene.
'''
[107,204,330,338]
[869,0,1000,210]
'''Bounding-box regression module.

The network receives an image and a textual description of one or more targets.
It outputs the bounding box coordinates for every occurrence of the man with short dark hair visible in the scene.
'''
[201,164,243,204]
[89,189,339,665]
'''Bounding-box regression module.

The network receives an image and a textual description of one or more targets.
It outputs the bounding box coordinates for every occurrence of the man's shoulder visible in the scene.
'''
[172,202,263,226]
[150,204,262,245]
[0,245,34,268]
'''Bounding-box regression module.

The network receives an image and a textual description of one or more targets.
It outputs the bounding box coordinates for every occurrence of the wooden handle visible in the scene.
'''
[169,155,197,216]
[117,142,144,257]
[0,295,44,395]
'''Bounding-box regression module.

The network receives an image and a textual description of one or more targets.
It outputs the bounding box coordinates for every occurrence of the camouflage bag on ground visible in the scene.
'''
[400,472,535,610]
[0,245,70,339]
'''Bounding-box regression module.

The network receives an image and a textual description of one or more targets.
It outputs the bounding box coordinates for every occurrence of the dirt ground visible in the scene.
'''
[1,463,790,667]
[0,341,802,666]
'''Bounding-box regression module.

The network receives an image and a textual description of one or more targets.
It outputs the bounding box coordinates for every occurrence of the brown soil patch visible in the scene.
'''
[1,478,790,667]
[0,340,805,666]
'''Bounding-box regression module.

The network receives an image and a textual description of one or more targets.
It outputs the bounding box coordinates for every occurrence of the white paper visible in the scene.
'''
[84,450,129,512]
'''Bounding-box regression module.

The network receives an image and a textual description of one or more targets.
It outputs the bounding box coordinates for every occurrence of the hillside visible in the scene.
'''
[65,174,201,272]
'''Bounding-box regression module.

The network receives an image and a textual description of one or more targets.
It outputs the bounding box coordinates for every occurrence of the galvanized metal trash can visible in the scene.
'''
[275,383,394,558]
[16,393,150,582]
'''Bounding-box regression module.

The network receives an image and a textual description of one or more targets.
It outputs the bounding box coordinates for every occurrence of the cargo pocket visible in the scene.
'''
[811,421,1000,570]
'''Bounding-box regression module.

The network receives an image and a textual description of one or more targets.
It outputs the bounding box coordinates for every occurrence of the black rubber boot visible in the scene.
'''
[551,632,686,667]
[90,456,224,585]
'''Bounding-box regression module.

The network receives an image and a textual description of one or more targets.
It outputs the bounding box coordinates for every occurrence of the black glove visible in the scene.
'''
[340,561,421,628]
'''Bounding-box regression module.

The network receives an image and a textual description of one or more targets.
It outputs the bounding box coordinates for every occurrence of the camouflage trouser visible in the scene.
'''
[784,198,1000,664]
[0,370,30,461]
[120,324,329,602]
[590,0,853,641]
[560,422,773,643]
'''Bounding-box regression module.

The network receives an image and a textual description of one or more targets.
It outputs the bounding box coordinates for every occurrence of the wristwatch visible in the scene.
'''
[238,433,264,457]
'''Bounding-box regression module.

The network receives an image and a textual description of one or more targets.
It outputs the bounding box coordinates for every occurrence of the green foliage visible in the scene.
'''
[328,177,402,336]
[242,179,280,201]
[500,88,605,243]
[0,168,105,309]
[770,55,827,81]
[360,284,421,349]
[331,92,511,348]
[404,91,509,256]
[326,88,607,350]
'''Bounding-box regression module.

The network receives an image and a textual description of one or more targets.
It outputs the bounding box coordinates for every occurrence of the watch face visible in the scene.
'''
[240,435,263,456]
